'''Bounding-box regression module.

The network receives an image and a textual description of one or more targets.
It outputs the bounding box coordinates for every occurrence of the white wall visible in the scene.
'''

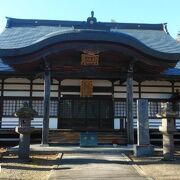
[2,117,58,129]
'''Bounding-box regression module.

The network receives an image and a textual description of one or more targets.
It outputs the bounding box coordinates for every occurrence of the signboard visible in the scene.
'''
[81,54,99,66]
[80,80,93,97]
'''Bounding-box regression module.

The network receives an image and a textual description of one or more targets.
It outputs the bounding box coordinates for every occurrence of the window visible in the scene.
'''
[32,100,44,116]
[148,101,169,118]
[32,99,58,117]
[3,99,29,116]
[114,101,126,117]
[2,98,58,117]
[114,100,137,118]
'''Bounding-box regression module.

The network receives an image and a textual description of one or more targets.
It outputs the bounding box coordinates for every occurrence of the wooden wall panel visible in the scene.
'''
[33,84,44,90]
[4,84,30,90]
[93,92,112,96]
[141,87,172,93]
[141,93,172,99]
[32,92,44,97]
[114,93,126,98]
[4,91,30,97]
[141,81,171,86]
[4,78,30,83]
[33,78,43,84]
[50,92,58,97]
[93,80,111,87]
[61,79,80,86]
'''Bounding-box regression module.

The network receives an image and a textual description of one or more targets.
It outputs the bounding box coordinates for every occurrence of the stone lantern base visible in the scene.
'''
[160,130,175,161]
[15,127,35,162]
[134,145,154,157]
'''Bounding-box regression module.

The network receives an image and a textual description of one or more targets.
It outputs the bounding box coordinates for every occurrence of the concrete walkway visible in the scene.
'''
[49,153,147,180]
[9,144,134,154]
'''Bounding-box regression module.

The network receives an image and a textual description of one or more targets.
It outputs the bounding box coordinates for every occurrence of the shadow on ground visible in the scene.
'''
[60,158,131,165]
[2,165,52,171]
[129,150,180,166]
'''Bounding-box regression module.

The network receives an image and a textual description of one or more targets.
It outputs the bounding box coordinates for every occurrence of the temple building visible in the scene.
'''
[0,12,180,145]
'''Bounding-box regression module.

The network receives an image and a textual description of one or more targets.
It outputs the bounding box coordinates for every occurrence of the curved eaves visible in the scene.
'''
[0,29,180,61]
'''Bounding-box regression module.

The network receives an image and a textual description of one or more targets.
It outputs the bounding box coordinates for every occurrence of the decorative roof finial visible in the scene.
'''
[91,11,94,18]
[87,11,97,24]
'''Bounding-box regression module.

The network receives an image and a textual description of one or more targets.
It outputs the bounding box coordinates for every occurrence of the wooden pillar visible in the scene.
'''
[126,64,134,144]
[0,79,4,128]
[138,81,141,99]
[57,80,62,129]
[111,81,115,129]
[41,64,51,145]
[29,78,33,108]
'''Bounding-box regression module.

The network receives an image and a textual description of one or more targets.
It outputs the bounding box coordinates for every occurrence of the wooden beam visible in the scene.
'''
[41,63,51,145]
[126,64,134,144]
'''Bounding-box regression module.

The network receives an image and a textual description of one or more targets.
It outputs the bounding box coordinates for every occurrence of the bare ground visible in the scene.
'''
[2,147,180,180]
[129,151,180,180]
[0,152,59,180]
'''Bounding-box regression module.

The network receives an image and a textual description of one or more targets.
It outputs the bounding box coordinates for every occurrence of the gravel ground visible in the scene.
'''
[130,151,180,180]
[0,154,59,180]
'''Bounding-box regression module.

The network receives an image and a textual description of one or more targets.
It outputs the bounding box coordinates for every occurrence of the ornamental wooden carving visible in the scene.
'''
[80,80,93,97]
[81,54,99,66]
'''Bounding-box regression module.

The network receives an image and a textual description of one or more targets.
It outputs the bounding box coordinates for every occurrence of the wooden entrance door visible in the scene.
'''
[59,98,113,130]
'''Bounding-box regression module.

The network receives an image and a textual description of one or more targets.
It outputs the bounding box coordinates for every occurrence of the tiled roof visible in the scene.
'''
[111,29,180,54]
[0,17,179,60]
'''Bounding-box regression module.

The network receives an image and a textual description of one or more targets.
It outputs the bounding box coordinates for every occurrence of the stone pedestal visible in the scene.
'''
[161,133,174,160]
[15,127,34,161]
[134,144,154,157]
[134,99,154,157]
[159,117,176,160]
[158,103,176,161]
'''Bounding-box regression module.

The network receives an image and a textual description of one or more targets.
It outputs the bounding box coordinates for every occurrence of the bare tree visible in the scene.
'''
[176,32,180,43]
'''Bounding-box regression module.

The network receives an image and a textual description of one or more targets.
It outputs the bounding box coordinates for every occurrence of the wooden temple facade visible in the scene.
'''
[0,12,180,145]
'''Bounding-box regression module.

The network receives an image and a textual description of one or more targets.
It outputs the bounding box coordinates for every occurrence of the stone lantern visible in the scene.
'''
[15,102,37,162]
[157,103,177,160]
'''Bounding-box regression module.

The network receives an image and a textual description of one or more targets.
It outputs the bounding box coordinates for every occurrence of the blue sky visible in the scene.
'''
[0,0,179,38]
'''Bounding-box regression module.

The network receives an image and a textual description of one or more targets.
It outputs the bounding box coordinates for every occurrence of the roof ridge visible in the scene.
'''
[5,17,165,31]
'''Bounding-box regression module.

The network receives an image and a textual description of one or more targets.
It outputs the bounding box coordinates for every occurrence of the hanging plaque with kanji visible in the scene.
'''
[81,54,99,66]
[80,80,93,97]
